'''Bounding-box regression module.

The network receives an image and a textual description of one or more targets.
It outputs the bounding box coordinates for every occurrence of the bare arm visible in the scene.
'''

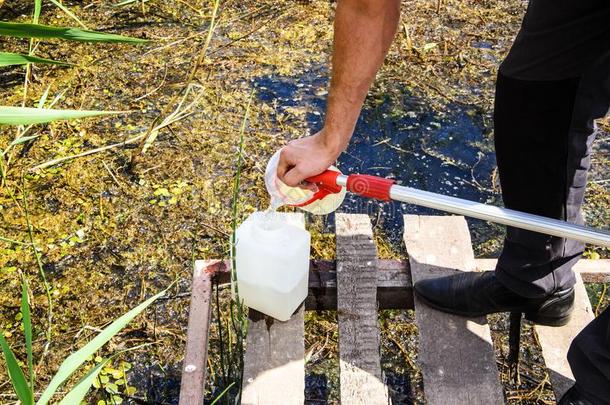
[277,0,401,188]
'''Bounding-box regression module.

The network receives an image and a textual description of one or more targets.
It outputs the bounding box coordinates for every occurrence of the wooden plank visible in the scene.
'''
[179,260,215,405]
[403,215,504,405]
[199,259,607,310]
[306,259,414,310]
[476,258,610,283]
[535,273,594,400]
[241,212,305,405]
[336,213,390,405]
[209,258,414,310]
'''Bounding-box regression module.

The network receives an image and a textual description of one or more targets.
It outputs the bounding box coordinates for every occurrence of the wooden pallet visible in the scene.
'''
[179,214,610,404]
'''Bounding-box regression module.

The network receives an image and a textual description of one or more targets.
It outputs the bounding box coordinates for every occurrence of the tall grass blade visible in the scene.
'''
[0,332,34,405]
[210,381,236,405]
[33,0,41,24]
[57,343,152,405]
[0,52,70,67]
[0,22,148,43]
[8,135,40,148]
[21,279,34,390]
[49,0,88,29]
[57,357,110,405]
[36,288,168,405]
[22,175,53,359]
[226,91,254,399]
[0,106,120,126]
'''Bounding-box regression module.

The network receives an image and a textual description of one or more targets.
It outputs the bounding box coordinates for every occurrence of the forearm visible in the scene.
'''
[322,0,401,154]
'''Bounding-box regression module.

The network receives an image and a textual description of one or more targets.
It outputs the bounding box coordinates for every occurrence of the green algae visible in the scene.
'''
[0,0,607,403]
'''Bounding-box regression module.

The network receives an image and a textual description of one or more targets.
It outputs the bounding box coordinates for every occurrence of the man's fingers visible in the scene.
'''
[276,144,319,192]
[276,148,293,181]
[299,182,319,192]
[282,166,306,187]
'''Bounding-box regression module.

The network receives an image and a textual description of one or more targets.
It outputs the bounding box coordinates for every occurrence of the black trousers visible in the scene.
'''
[492,19,610,405]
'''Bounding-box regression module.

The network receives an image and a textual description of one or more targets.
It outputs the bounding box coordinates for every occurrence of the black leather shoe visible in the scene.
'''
[414,271,574,326]
[558,386,595,405]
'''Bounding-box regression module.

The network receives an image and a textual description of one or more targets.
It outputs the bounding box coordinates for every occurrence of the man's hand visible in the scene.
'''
[277,130,344,190]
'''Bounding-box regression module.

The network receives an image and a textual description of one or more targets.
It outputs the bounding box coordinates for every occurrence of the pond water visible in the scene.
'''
[254,63,502,249]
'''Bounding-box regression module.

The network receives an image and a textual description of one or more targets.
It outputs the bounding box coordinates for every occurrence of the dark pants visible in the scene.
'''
[491,1,610,402]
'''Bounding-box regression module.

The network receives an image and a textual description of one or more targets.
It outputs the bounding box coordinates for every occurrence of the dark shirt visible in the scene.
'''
[500,0,610,80]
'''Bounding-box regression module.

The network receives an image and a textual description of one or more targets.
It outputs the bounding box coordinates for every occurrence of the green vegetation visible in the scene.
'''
[0,0,607,403]
[0,279,166,404]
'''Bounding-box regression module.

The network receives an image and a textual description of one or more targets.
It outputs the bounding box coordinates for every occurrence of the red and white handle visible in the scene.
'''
[303,170,610,247]
[306,170,395,201]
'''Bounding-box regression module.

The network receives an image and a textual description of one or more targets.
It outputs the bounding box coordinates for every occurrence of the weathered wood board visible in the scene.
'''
[241,213,305,405]
[190,259,606,311]
[336,213,390,405]
[403,215,504,405]
[535,273,594,400]
[179,260,214,405]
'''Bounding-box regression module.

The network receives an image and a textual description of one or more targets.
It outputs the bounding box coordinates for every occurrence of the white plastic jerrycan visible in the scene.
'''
[265,149,346,215]
[234,211,310,321]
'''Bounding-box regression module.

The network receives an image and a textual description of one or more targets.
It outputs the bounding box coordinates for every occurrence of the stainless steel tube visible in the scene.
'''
[388,185,610,247]
[334,174,610,247]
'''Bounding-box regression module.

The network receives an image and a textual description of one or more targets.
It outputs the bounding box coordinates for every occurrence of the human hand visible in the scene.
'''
[277,130,345,191]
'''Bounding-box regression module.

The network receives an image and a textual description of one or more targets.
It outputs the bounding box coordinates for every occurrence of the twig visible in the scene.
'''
[185,0,221,85]
[140,84,205,154]
[30,133,145,171]
[0,235,31,245]
[102,160,123,189]
[134,64,168,101]
[387,335,420,373]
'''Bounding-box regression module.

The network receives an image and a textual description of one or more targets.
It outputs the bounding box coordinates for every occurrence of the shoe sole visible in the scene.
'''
[524,312,572,327]
[414,290,572,327]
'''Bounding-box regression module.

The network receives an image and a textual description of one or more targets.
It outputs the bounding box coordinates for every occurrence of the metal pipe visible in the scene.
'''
[335,174,610,247]
[389,185,610,247]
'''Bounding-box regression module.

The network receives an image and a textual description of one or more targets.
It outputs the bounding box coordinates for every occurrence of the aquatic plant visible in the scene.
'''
[0,0,147,180]
[214,91,254,403]
[0,279,168,405]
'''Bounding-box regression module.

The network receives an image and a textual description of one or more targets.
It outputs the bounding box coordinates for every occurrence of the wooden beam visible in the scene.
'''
[336,213,390,404]
[209,259,414,310]
[179,260,215,405]
[535,273,595,400]
[403,215,504,405]
[204,259,608,311]
[306,259,413,310]
[241,213,305,405]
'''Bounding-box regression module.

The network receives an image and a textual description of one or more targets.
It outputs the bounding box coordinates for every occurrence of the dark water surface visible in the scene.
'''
[254,64,501,248]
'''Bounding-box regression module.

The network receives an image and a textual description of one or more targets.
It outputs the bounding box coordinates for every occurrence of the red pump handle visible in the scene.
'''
[289,170,342,208]
[305,170,342,193]
[304,170,395,202]
[346,174,395,201]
